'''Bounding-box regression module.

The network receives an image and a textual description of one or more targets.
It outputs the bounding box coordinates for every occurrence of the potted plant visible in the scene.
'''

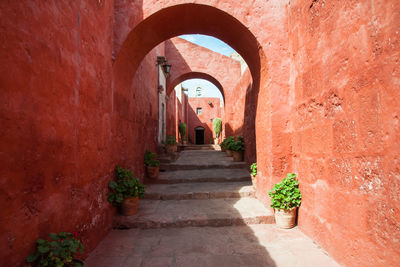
[268,173,302,229]
[220,138,226,152]
[250,163,257,189]
[145,150,160,179]
[107,166,146,216]
[224,136,235,157]
[165,134,177,154]
[230,136,244,162]
[178,122,187,145]
[26,232,84,267]
[212,118,222,144]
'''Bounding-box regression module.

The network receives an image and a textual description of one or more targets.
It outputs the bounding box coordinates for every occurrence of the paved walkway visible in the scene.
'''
[85,150,339,267]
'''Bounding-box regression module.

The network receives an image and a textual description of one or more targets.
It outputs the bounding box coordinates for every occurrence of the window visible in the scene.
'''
[196,87,202,97]
[196,108,202,115]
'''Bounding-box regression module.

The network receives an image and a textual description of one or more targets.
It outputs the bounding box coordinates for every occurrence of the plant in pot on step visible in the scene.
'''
[268,173,302,229]
[220,138,226,152]
[230,136,244,162]
[212,117,222,144]
[178,122,187,145]
[165,134,178,154]
[26,232,84,267]
[224,136,235,157]
[250,163,257,189]
[145,150,160,179]
[107,166,146,216]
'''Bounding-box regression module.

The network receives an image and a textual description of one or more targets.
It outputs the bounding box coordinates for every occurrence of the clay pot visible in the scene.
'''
[221,146,225,152]
[119,197,139,216]
[226,149,233,157]
[274,207,297,229]
[251,174,257,190]
[232,150,243,162]
[166,144,177,154]
[146,166,159,179]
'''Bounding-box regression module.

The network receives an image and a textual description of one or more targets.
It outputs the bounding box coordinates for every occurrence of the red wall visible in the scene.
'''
[224,68,255,163]
[0,1,115,265]
[285,1,400,266]
[188,98,221,144]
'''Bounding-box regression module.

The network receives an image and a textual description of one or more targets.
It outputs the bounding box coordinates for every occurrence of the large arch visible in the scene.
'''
[165,37,241,100]
[168,72,225,103]
[113,3,270,182]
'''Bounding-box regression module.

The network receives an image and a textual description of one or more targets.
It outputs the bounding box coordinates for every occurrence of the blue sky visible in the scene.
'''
[178,34,237,105]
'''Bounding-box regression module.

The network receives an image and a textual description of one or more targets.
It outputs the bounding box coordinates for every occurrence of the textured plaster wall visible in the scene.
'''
[224,68,255,164]
[0,1,115,265]
[285,1,400,266]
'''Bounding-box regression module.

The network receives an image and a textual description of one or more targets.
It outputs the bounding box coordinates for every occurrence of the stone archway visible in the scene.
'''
[113,3,270,185]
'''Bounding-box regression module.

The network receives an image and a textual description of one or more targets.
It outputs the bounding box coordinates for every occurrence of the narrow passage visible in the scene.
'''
[85,149,338,266]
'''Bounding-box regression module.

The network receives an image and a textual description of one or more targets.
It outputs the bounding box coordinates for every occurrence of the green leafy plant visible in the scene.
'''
[165,134,177,145]
[250,163,257,176]
[210,138,214,144]
[26,232,84,267]
[144,150,160,167]
[223,136,235,150]
[178,123,187,141]
[268,173,302,210]
[229,136,244,151]
[107,166,146,206]
[212,118,222,139]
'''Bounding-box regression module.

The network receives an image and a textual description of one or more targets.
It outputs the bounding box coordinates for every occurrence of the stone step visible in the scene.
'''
[160,161,246,171]
[152,168,251,184]
[113,198,274,229]
[144,182,254,200]
[183,145,215,150]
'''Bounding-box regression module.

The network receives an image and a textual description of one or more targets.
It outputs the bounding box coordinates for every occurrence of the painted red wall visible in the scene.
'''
[188,98,221,144]
[224,68,255,163]
[286,1,400,266]
[0,1,115,265]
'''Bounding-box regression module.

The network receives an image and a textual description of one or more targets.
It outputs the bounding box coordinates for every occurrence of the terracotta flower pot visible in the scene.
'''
[119,197,139,216]
[146,166,159,179]
[226,149,233,157]
[274,207,297,229]
[251,174,257,190]
[232,150,243,162]
[166,144,177,154]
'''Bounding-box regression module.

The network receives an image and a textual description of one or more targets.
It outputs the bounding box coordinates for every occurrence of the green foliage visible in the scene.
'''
[107,166,146,206]
[178,123,187,140]
[222,136,235,150]
[165,134,177,145]
[26,232,84,267]
[227,136,244,151]
[212,118,222,138]
[268,173,302,210]
[144,150,160,167]
[250,163,257,176]
[210,138,214,144]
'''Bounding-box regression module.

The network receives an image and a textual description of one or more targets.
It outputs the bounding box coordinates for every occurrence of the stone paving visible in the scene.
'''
[85,149,339,267]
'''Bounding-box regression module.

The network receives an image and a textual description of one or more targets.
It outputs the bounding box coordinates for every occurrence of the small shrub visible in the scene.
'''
[250,163,257,176]
[268,173,302,210]
[229,136,244,151]
[26,232,84,267]
[166,134,177,145]
[224,136,235,150]
[212,118,222,139]
[178,123,187,141]
[145,150,160,167]
[107,166,146,206]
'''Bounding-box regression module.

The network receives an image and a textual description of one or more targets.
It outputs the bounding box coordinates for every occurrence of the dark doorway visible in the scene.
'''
[195,127,205,145]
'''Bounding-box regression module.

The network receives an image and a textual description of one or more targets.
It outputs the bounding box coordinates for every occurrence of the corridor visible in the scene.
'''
[85,150,338,267]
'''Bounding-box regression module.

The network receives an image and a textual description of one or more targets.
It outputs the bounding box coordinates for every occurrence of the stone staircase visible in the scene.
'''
[86,149,340,267]
[113,149,274,229]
